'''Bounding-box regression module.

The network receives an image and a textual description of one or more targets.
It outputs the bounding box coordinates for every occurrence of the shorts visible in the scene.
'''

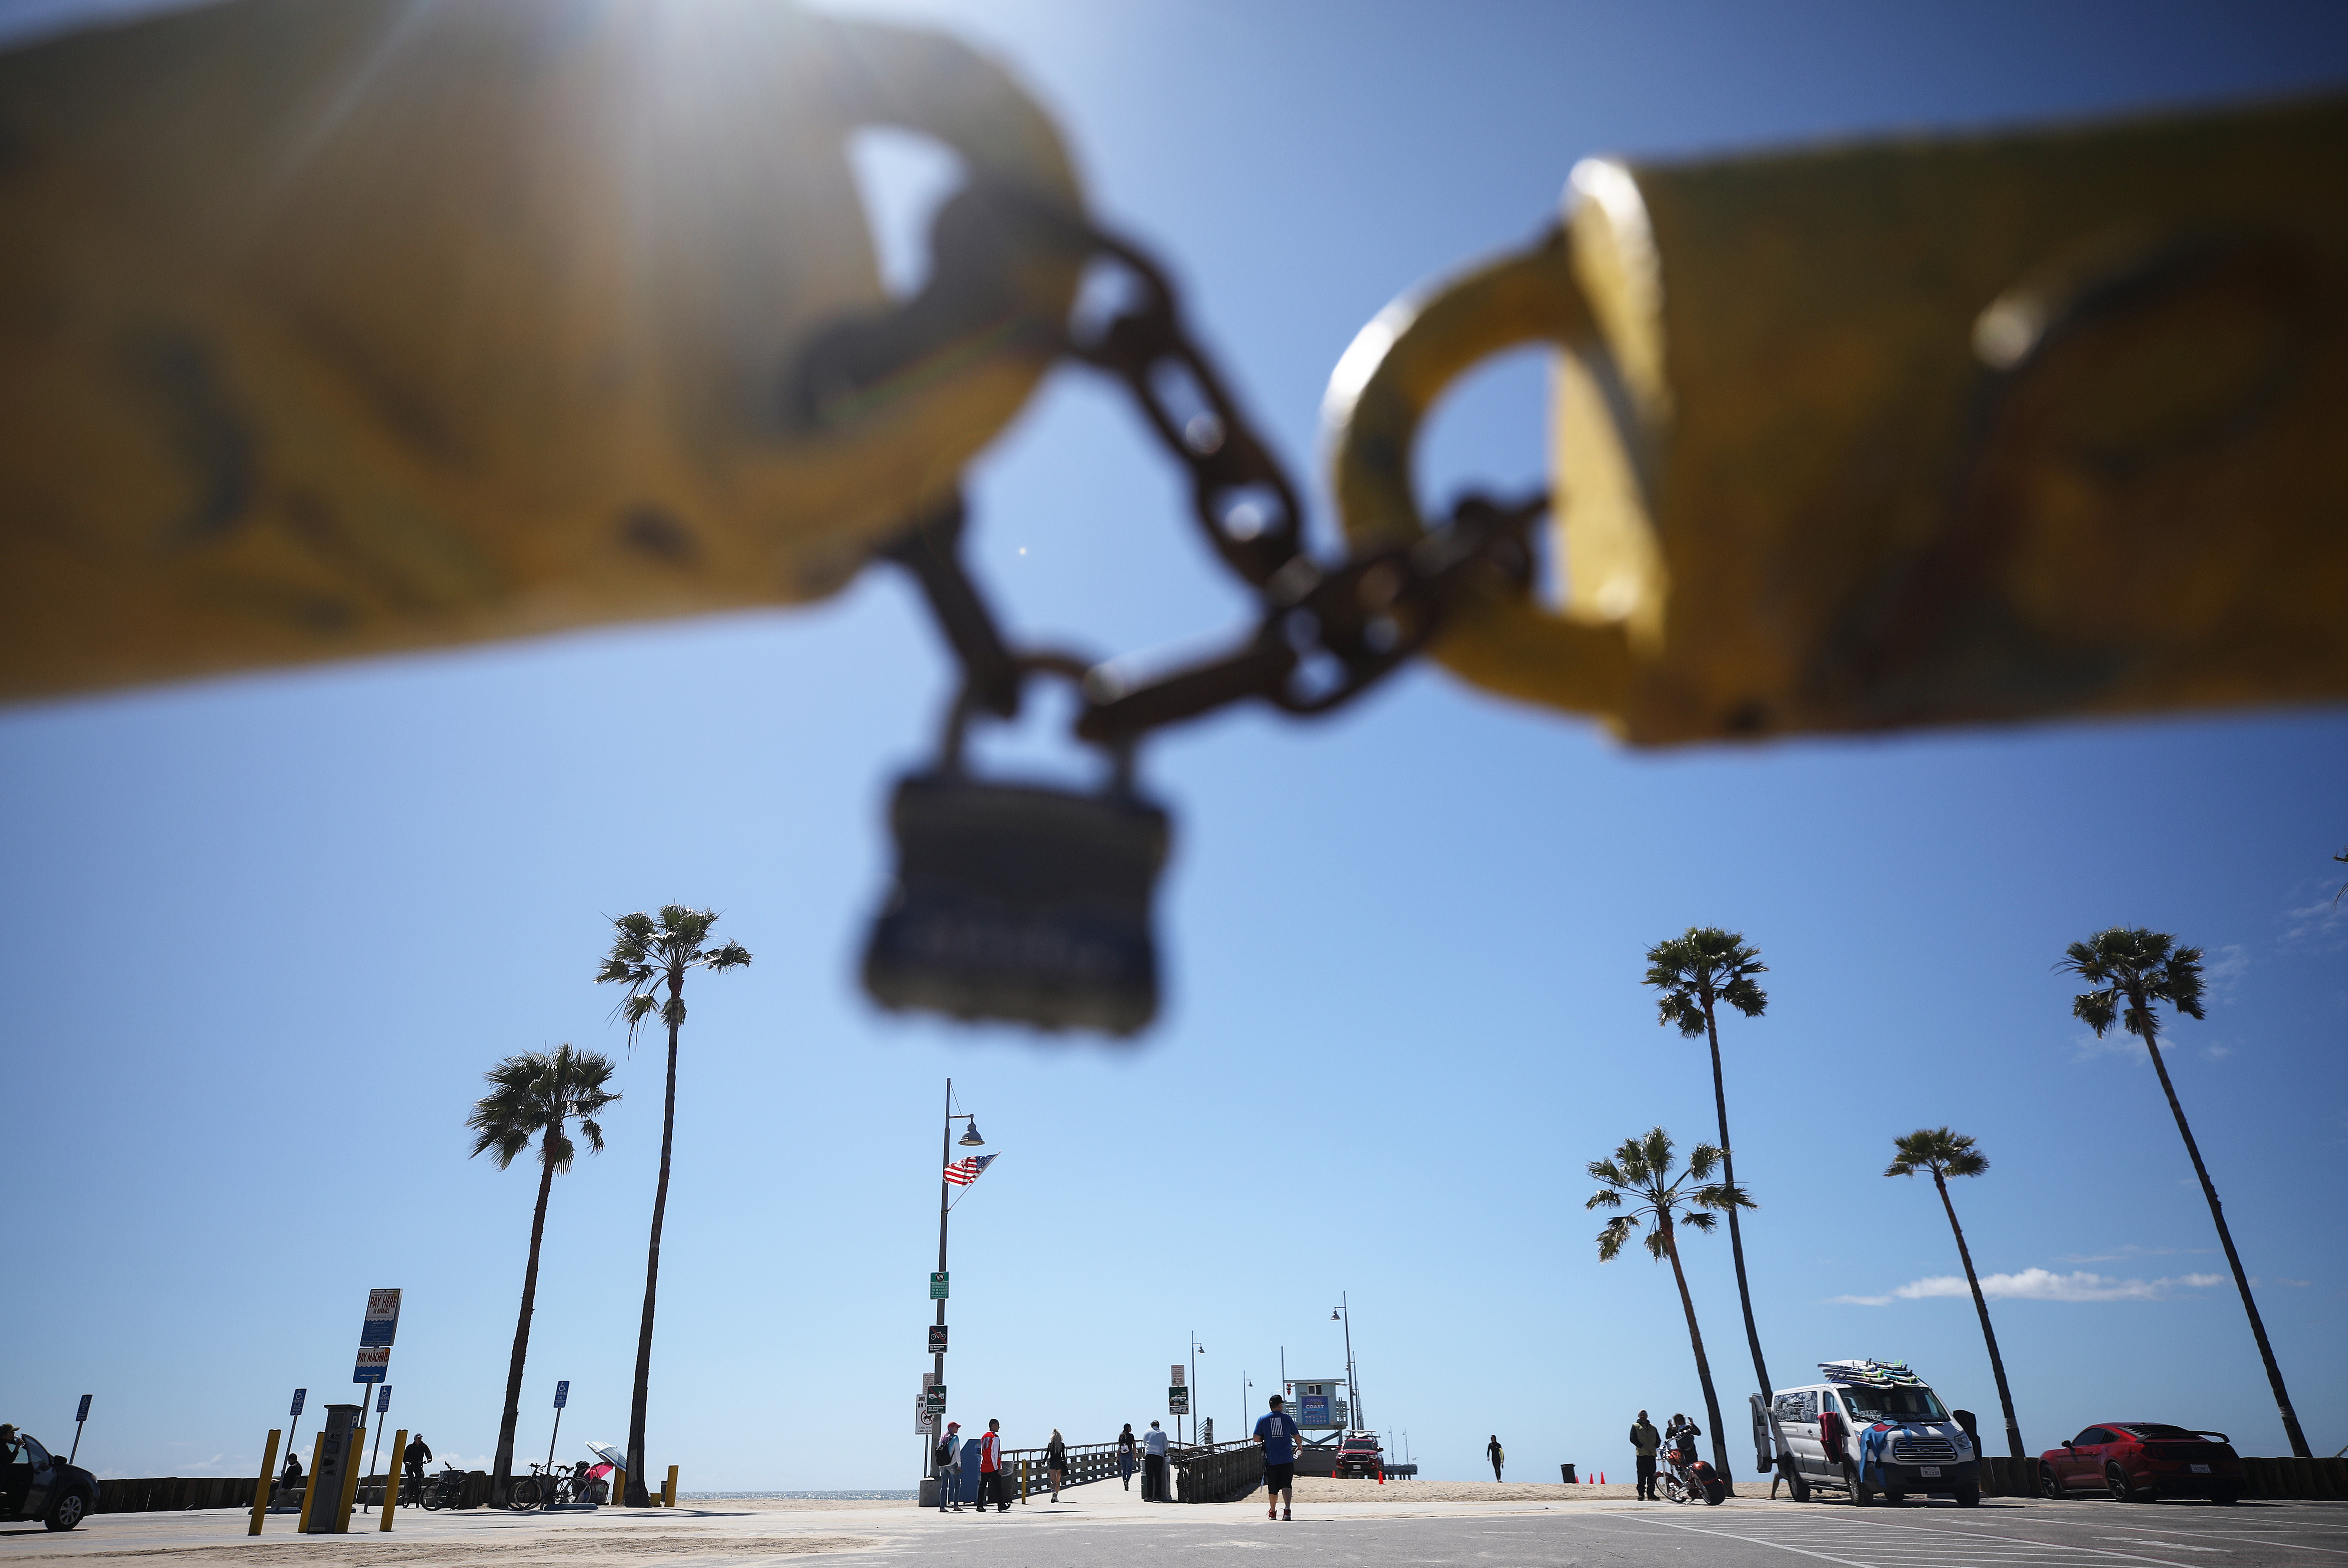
[1266,1463,1295,1493]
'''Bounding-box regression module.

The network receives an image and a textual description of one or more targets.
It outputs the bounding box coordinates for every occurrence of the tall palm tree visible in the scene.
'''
[595,906,752,1506]
[1645,928,1775,1457]
[2060,926,2310,1459]
[1885,1128,2025,1470]
[1587,1127,1752,1484]
[467,1044,619,1507]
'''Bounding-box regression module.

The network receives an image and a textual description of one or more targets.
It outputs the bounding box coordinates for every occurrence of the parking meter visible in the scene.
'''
[304,1405,362,1533]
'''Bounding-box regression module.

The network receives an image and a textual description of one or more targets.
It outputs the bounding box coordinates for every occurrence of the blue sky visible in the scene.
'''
[1,0,2343,1490]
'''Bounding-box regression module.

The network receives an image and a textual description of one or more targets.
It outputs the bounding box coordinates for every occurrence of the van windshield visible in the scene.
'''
[1836,1386,1947,1421]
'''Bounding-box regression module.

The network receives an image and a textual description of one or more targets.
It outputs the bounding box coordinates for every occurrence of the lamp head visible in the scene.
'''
[958,1120,985,1147]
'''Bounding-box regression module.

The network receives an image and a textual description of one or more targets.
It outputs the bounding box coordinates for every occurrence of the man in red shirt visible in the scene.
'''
[977,1419,1010,1513]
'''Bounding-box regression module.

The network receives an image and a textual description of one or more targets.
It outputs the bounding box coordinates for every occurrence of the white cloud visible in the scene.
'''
[2205,944,2250,1000]
[2053,1244,2205,1264]
[1832,1267,2224,1306]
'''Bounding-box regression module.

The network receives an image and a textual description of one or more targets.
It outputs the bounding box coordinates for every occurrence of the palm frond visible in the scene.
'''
[1596,1215,1637,1261]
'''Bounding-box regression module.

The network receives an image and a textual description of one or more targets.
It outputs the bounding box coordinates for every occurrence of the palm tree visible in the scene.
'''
[1885,1128,2025,1470]
[467,1044,619,1507]
[595,906,752,1506]
[1587,1127,1751,1484]
[1645,928,1775,1455]
[2060,926,2310,1459]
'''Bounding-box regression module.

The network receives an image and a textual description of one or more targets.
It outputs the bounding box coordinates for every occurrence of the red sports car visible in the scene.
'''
[2039,1423,2243,1503]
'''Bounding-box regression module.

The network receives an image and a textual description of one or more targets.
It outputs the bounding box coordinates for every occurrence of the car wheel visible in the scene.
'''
[1789,1474,1811,1503]
[1846,1464,1872,1507]
[2107,1465,2143,1503]
[1955,1484,1981,1507]
[45,1492,88,1532]
[1884,1490,1907,1506]
[2041,1465,2065,1500]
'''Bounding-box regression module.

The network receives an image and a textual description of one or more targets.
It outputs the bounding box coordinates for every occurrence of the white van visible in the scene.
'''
[1763,1360,1981,1506]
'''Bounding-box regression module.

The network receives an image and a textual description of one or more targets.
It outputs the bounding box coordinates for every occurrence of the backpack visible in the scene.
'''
[933,1436,955,1468]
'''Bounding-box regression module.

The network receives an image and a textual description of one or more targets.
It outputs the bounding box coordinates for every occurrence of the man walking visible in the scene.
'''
[1487,1435,1505,1483]
[1254,1394,1302,1522]
[1630,1410,1660,1500]
[977,1420,1010,1514]
[1141,1420,1170,1503]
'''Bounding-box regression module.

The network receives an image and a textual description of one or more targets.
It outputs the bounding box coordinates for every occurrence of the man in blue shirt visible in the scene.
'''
[1141,1420,1171,1503]
[1253,1394,1303,1521]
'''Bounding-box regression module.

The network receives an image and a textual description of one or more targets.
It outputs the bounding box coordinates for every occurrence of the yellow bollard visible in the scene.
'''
[663,1466,677,1507]
[334,1419,366,1533]
[379,1431,405,1532]
[295,1433,324,1533]
[613,1467,626,1509]
[248,1429,281,1536]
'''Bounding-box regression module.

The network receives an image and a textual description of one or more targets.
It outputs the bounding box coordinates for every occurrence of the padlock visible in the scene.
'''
[1326,94,2348,743]
[0,0,1082,703]
[863,671,1170,1037]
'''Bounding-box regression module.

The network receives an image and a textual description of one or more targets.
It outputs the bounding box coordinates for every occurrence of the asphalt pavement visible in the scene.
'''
[3,1491,2339,1566]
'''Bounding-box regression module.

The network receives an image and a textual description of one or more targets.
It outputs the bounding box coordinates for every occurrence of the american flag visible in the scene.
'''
[943,1153,998,1187]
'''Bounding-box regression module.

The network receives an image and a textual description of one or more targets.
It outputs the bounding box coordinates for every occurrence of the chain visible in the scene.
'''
[867,185,1544,748]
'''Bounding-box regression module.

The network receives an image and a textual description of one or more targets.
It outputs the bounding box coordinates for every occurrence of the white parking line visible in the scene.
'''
[1627,1512,2209,1568]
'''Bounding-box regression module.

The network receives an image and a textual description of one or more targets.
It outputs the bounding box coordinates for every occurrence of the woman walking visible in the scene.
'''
[1046,1429,1067,1501]
[1117,1424,1137,1490]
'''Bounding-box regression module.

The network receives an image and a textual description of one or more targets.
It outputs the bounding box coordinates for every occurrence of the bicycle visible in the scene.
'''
[419,1462,466,1510]
[509,1462,567,1510]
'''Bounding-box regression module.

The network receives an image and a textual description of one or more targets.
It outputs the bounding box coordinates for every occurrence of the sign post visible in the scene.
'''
[68,1395,91,1465]
[366,1386,392,1492]
[286,1389,308,1484]
[544,1380,570,1503]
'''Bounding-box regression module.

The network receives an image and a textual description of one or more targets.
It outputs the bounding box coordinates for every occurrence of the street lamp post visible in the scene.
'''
[928,1081,985,1485]
[1188,1333,1206,1447]
[1331,1295,1361,1433]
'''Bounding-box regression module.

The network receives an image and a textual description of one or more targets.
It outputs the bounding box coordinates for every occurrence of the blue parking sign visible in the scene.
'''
[554,1381,569,1410]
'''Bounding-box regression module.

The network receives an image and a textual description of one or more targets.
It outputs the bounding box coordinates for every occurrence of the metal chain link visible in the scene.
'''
[870,186,1544,747]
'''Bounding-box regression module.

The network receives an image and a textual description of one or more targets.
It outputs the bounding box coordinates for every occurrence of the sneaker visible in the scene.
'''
[1283,1510,1292,1521]
[1268,1505,1277,1519]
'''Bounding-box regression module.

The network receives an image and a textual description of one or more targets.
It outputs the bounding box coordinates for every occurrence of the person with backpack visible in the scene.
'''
[934,1422,963,1512]
[1116,1423,1137,1490]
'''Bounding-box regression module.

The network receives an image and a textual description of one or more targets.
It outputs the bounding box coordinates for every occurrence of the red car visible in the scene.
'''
[2039,1423,2243,1503]
[1332,1433,1384,1478]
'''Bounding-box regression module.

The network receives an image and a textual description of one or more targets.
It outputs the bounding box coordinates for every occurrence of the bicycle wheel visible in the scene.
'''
[511,1477,543,1510]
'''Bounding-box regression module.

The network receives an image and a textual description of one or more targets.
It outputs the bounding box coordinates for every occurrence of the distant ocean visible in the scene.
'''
[677,1491,917,1501]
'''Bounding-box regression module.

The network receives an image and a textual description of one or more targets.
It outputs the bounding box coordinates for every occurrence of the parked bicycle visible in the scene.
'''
[418,1462,467,1511]
[509,1462,556,1510]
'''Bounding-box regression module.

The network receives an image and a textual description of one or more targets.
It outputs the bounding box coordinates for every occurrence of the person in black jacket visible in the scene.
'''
[402,1433,432,1502]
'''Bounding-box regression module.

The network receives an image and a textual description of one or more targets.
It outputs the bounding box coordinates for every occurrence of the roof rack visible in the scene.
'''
[1818,1358,1925,1388]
